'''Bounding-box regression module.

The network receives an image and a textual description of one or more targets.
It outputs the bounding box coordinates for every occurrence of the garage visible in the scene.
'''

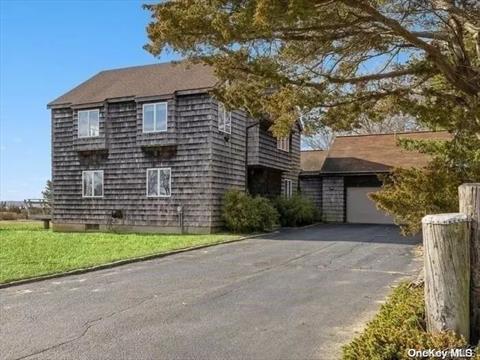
[346,187,394,224]
[299,131,451,224]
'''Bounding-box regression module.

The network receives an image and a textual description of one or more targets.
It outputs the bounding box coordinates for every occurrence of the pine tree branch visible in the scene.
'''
[340,0,479,95]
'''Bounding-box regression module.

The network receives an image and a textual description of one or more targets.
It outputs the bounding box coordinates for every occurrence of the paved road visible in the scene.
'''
[1,224,421,360]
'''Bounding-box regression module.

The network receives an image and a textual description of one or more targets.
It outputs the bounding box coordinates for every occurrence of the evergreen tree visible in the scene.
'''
[42,180,53,204]
[144,0,480,233]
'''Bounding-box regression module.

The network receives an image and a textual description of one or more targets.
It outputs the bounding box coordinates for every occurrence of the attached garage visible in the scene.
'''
[299,131,452,225]
[346,187,394,224]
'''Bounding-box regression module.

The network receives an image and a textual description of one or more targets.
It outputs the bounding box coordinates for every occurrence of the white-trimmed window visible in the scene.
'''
[82,170,103,198]
[284,179,293,198]
[277,136,290,152]
[78,109,100,138]
[146,168,171,197]
[143,102,168,133]
[218,102,231,134]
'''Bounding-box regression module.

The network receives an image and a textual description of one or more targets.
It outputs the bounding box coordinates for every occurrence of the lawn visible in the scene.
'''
[0,221,240,284]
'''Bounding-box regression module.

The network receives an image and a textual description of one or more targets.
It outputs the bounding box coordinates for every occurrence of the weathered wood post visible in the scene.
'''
[459,183,480,343]
[422,213,470,341]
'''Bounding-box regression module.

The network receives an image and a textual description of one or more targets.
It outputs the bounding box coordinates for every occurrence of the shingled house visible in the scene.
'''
[299,131,450,224]
[48,62,300,233]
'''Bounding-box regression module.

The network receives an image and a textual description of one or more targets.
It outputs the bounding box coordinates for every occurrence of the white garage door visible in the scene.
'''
[346,187,394,224]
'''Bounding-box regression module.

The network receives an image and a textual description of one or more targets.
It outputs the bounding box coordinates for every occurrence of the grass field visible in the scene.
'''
[0,221,240,284]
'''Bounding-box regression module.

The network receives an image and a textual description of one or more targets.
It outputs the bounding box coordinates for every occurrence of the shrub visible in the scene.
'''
[222,190,279,233]
[0,212,19,221]
[273,194,319,227]
[342,283,479,360]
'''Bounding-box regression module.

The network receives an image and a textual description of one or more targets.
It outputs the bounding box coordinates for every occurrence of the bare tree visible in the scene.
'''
[351,115,425,135]
[303,115,425,150]
[302,128,333,150]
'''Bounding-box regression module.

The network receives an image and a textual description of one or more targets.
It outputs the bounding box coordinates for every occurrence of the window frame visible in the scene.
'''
[218,102,232,134]
[78,109,100,138]
[146,167,172,198]
[277,136,290,152]
[82,170,104,198]
[142,102,168,133]
[284,179,293,198]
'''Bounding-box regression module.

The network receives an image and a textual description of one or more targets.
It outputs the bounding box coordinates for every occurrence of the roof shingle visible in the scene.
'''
[300,150,327,173]
[320,131,451,174]
[48,62,217,107]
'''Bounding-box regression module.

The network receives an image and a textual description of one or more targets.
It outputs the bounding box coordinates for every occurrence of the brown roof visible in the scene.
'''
[48,61,217,107]
[320,131,452,174]
[301,150,327,172]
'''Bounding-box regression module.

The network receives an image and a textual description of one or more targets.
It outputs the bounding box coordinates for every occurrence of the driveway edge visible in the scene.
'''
[0,231,279,289]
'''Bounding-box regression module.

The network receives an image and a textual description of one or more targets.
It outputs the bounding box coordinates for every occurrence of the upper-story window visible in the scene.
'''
[82,170,103,198]
[78,109,99,138]
[218,102,231,134]
[277,136,290,152]
[143,102,168,133]
[146,168,171,197]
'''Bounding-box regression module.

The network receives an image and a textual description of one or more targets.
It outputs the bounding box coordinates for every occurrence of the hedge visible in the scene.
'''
[222,190,279,233]
[272,194,319,227]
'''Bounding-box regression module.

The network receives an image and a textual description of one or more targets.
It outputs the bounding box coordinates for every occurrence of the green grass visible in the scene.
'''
[0,221,240,284]
[342,282,479,360]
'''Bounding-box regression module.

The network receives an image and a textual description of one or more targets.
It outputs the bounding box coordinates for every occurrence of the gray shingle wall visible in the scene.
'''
[281,129,301,194]
[321,176,345,222]
[52,94,214,232]
[299,177,322,212]
[210,100,248,228]
[52,93,301,233]
[247,125,292,171]
[247,124,260,164]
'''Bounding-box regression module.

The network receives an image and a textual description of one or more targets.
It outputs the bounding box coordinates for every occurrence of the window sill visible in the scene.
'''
[137,131,177,147]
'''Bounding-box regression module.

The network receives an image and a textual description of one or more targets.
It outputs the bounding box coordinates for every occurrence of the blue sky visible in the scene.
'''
[0,0,179,200]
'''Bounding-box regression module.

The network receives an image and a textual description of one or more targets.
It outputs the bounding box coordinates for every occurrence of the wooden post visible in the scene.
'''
[422,213,470,341]
[459,183,480,343]
[42,219,50,230]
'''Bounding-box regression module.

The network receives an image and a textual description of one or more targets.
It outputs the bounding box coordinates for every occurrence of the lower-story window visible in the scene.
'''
[147,168,171,197]
[284,179,293,198]
[82,170,103,198]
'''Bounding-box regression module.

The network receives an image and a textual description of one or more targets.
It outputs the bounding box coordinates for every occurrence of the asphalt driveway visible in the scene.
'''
[0,224,421,360]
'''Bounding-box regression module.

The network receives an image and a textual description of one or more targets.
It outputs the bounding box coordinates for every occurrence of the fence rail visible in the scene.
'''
[24,199,52,229]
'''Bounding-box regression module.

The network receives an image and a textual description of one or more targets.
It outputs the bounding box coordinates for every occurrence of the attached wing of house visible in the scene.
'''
[299,131,451,224]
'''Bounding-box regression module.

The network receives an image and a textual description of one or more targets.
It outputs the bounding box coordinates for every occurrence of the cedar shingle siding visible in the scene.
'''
[50,62,300,233]
[248,123,301,196]
[298,131,451,224]
[299,177,322,211]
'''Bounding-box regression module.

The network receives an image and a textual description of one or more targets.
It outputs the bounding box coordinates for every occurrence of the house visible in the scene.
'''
[299,131,451,224]
[48,61,300,233]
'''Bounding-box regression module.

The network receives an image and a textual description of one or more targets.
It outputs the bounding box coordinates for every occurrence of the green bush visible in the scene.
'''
[0,212,19,220]
[273,194,319,227]
[222,190,279,233]
[342,283,479,360]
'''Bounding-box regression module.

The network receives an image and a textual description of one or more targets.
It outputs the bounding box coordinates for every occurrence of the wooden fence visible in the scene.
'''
[422,183,479,345]
[24,199,52,229]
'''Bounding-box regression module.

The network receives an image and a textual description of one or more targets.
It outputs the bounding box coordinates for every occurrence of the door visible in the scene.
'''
[346,187,394,224]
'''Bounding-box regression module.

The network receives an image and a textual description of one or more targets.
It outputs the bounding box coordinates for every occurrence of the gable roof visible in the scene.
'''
[300,150,327,173]
[48,61,217,107]
[320,131,451,174]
